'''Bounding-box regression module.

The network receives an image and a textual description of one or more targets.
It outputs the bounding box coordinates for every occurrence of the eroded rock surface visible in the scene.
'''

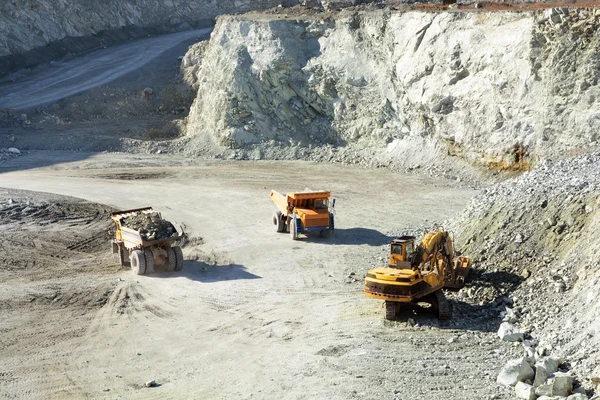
[187,8,600,172]
[0,0,299,73]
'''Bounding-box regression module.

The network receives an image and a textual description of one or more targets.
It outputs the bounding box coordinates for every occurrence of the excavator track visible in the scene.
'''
[435,290,451,320]
[384,301,397,320]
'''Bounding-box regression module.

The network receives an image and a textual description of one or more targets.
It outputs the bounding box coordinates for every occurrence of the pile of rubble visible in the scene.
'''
[496,306,590,399]
[447,151,600,396]
[122,211,177,241]
[0,147,22,163]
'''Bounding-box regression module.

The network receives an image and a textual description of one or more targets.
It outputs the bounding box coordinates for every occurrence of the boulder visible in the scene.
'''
[7,147,20,154]
[498,322,524,342]
[497,357,535,387]
[142,87,154,98]
[534,356,560,387]
[535,383,554,397]
[523,345,536,366]
[515,381,536,400]
[547,372,574,397]
[502,307,520,324]
[566,394,589,400]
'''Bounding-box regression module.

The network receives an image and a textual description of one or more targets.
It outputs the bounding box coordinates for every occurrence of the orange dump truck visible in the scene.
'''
[270,190,335,240]
[110,207,185,275]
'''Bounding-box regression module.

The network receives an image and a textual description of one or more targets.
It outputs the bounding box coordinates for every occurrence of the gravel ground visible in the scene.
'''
[0,151,527,400]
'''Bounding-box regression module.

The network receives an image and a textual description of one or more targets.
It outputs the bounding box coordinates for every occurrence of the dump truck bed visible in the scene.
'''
[119,225,184,249]
[111,206,184,250]
[270,190,331,215]
[111,206,154,221]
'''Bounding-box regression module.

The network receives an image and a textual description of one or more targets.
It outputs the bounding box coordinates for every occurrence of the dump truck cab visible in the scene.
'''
[270,190,335,240]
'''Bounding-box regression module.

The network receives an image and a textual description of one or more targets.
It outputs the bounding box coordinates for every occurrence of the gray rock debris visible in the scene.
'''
[0,148,23,164]
[502,307,520,324]
[534,356,560,387]
[498,322,524,342]
[497,357,534,387]
[547,372,575,397]
[447,151,600,384]
[515,381,536,400]
[121,212,177,241]
[567,394,589,400]
[142,88,154,99]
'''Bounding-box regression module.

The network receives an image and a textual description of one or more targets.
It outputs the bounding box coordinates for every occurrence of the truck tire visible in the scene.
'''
[289,219,298,240]
[166,247,177,272]
[130,250,146,275]
[173,246,184,271]
[144,249,155,274]
[273,211,285,233]
[385,301,397,320]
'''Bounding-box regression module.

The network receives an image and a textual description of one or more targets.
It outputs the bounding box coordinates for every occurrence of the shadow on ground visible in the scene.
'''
[302,227,393,246]
[0,150,96,174]
[383,300,498,333]
[150,260,261,282]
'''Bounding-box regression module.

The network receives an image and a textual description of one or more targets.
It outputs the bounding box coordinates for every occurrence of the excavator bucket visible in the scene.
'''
[443,256,471,290]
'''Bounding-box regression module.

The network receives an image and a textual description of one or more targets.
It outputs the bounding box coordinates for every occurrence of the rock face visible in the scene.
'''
[187,8,600,170]
[0,0,299,74]
[180,41,210,91]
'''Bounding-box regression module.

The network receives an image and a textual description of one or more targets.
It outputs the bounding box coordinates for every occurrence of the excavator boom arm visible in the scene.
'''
[418,230,454,261]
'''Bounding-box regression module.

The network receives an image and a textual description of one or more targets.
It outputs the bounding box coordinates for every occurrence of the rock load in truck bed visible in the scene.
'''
[121,211,177,241]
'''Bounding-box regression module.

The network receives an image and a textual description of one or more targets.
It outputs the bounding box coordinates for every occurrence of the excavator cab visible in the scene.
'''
[389,236,416,269]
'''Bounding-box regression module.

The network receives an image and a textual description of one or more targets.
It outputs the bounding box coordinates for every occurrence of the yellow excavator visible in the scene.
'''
[364,230,470,320]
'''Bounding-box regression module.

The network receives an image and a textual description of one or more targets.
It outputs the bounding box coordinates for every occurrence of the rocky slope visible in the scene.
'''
[446,151,600,391]
[186,7,600,174]
[0,0,299,74]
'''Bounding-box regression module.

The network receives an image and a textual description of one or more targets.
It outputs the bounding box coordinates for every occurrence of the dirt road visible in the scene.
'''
[0,152,519,399]
[0,28,211,111]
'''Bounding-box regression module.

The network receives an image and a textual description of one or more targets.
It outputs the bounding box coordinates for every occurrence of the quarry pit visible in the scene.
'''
[1,1,600,399]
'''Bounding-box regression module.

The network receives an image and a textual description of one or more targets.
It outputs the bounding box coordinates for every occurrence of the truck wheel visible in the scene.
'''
[289,219,298,240]
[385,301,397,320]
[173,246,184,271]
[130,250,146,275]
[144,249,155,274]
[166,247,176,272]
[273,211,284,233]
